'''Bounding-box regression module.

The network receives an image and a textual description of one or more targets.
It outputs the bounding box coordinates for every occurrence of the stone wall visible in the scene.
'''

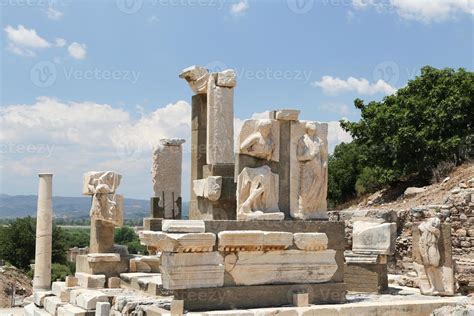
[331,178,474,294]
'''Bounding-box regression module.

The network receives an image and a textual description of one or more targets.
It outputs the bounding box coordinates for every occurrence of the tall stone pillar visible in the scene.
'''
[151,138,185,219]
[33,173,53,290]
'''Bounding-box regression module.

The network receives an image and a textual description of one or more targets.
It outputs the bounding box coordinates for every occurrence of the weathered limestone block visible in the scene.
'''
[344,251,386,264]
[151,138,185,219]
[162,220,205,233]
[179,65,210,94]
[239,119,279,162]
[57,304,90,316]
[95,302,111,316]
[75,273,106,289]
[290,121,328,220]
[129,256,161,273]
[217,231,292,251]
[160,252,224,290]
[352,221,397,255]
[216,69,237,88]
[65,276,78,287]
[293,293,309,307]
[33,173,53,291]
[139,231,216,252]
[237,166,284,221]
[293,233,328,251]
[86,253,120,263]
[207,73,234,165]
[34,290,54,307]
[193,176,222,201]
[52,282,77,303]
[224,250,338,286]
[75,290,108,310]
[82,171,122,195]
[44,296,66,315]
[274,109,300,121]
[107,277,121,289]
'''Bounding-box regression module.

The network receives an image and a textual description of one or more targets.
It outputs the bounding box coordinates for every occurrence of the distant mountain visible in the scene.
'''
[0,194,189,219]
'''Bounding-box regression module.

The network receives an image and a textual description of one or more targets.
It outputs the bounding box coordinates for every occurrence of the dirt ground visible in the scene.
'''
[0,266,32,308]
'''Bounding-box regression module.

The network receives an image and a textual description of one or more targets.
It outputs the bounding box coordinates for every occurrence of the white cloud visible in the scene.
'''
[312,76,396,96]
[46,6,63,20]
[318,103,353,116]
[55,38,67,47]
[327,121,353,153]
[231,0,249,15]
[68,42,87,60]
[4,25,50,57]
[352,0,474,22]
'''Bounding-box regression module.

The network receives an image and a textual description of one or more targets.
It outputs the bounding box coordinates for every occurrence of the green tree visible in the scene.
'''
[0,217,68,270]
[115,226,147,254]
[341,67,473,184]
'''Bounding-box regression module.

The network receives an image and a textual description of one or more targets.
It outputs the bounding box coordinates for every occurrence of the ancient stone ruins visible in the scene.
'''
[25,65,472,315]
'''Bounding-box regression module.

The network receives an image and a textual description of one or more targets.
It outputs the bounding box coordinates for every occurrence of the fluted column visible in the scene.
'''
[33,173,53,290]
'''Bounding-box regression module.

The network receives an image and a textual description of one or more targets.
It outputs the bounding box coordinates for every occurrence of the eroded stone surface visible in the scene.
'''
[75,272,106,289]
[224,250,338,286]
[274,109,300,121]
[87,253,120,262]
[352,221,397,255]
[216,69,237,88]
[218,231,293,251]
[179,65,210,94]
[193,176,222,201]
[290,121,328,220]
[293,233,328,251]
[160,252,224,290]
[75,290,108,310]
[237,166,284,221]
[139,231,216,252]
[162,220,205,233]
[82,171,122,195]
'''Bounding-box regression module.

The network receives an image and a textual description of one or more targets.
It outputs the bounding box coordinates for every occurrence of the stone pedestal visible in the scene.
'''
[344,252,388,293]
[89,218,115,254]
[33,173,53,291]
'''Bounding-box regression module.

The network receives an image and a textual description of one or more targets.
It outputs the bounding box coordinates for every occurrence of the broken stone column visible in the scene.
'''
[151,138,185,219]
[180,65,237,220]
[83,171,123,253]
[33,173,53,290]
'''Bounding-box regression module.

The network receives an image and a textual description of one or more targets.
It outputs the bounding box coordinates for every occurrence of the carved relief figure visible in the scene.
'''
[237,166,284,221]
[296,122,328,215]
[418,217,442,295]
[240,120,275,161]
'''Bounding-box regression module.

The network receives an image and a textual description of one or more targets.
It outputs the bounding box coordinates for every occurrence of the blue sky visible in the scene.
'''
[1,0,473,200]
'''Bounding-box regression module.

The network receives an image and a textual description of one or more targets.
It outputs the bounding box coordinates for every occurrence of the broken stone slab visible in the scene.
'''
[344,251,386,264]
[82,171,122,195]
[217,231,293,251]
[44,295,66,315]
[162,220,205,233]
[86,253,120,263]
[352,221,397,255]
[33,290,54,307]
[179,65,210,94]
[160,252,224,290]
[52,282,78,303]
[223,250,338,286]
[57,304,90,316]
[293,233,328,251]
[216,69,237,88]
[139,231,216,252]
[75,290,108,310]
[75,272,106,289]
[193,176,223,201]
[273,109,300,121]
[129,255,161,273]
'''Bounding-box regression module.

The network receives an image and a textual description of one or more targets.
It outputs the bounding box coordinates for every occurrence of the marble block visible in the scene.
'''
[33,290,54,307]
[218,231,293,251]
[57,303,89,316]
[344,251,386,264]
[139,231,216,252]
[44,296,65,315]
[86,253,120,263]
[237,166,284,221]
[216,69,237,88]
[207,73,234,165]
[293,233,328,251]
[95,302,111,316]
[193,176,222,201]
[224,250,338,286]
[75,273,106,289]
[352,221,397,255]
[238,119,279,162]
[82,171,122,195]
[274,109,300,121]
[162,220,205,233]
[52,282,77,302]
[289,121,328,220]
[179,65,210,94]
[160,252,224,290]
[75,290,108,310]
